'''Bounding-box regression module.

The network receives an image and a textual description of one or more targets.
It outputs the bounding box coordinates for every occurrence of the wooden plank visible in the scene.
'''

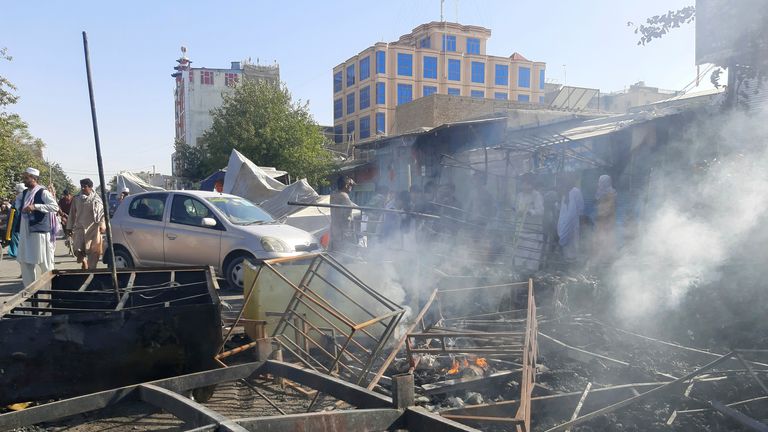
[77,274,94,291]
[565,382,591,432]
[115,272,136,310]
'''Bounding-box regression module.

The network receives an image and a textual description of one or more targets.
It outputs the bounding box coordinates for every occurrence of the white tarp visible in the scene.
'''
[116,171,165,193]
[284,194,331,236]
[260,179,320,220]
[223,150,286,203]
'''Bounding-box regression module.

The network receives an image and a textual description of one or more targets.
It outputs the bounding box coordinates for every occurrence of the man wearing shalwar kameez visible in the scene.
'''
[67,178,105,270]
[14,167,59,287]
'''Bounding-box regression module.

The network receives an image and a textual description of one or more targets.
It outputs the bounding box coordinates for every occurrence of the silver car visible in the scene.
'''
[107,190,321,288]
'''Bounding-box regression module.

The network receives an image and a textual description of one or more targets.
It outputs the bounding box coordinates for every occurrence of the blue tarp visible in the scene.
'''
[200,170,225,191]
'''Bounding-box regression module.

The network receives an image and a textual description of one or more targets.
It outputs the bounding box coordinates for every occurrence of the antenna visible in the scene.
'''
[440,0,444,22]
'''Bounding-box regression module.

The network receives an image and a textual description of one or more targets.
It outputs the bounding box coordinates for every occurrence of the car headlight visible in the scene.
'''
[261,237,289,253]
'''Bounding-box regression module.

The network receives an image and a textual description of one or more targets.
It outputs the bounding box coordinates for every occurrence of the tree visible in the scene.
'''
[201,80,334,186]
[173,138,208,181]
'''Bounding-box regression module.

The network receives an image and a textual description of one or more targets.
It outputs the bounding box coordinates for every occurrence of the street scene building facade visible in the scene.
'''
[171,48,280,175]
[332,22,546,146]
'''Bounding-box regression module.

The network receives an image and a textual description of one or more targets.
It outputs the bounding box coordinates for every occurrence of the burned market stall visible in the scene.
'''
[0,267,222,406]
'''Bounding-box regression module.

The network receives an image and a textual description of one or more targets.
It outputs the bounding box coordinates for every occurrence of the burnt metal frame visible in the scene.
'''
[0,267,220,317]
[0,360,479,432]
[248,253,404,390]
[405,279,538,432]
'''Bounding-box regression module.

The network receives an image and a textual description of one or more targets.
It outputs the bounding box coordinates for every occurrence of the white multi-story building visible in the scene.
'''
[171,47,279,176]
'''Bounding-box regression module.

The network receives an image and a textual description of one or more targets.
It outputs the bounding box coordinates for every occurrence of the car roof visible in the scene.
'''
[129,190,242,199]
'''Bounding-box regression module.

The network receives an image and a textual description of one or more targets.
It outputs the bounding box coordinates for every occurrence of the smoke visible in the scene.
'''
[609,105,768,323]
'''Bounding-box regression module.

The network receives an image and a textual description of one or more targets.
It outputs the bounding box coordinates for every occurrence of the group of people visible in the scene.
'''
[1,167,108,287]
[328,172,618,269]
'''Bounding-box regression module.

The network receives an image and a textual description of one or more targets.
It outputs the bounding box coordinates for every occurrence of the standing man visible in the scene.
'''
[15,168,59,287]
[6,183,26,258]
[67,178,106,270]
[557,175,585,264]
[329,175,357,252]
[57,189,73,227]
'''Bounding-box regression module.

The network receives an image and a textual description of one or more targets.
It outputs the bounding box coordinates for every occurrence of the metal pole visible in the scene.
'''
[82,31,119,297]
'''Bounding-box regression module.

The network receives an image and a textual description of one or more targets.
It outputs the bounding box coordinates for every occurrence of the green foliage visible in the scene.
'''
[201,80,334,186]
[0,47,75,199]
[174,139,208,181]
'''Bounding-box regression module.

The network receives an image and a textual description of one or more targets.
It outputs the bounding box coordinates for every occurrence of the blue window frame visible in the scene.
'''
[376,51,386,74]
[346,64,355,86]
[539,69,545,89]
[346,120,355,137]
[397,84,413,105]
[423,56,437,79]
[518,67,531,88]
[495,64,509,86]
[397,53,413,76]
[494,92,508,100]
[359,116,371,139]
[448,59,461,81]
[442,35,456,52]
[539,96,545,104]
[376,82,385,104]
[466,38,480,55]
[447,87,460,96]
[376,112,385,134]
[423,85,437,97]
[360,86,370,109]
[471,61,485,83]
[334,125,343,143]
[470,90,484,98]
[333,71,342,93]
[360,56,370,81]
[346,93,355,114]
[333,99,342,119]
[419,37,431,48]
[518,94,530,102]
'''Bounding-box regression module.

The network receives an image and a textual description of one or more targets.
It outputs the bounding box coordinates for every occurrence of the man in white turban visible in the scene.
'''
[14,167,59,287]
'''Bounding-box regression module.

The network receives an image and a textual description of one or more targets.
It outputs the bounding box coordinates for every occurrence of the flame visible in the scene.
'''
[447,359,460,375]
[476,357,488,368]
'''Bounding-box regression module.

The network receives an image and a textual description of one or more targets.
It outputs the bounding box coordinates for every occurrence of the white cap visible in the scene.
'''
[122,187,130,193]
[25,167,40,177]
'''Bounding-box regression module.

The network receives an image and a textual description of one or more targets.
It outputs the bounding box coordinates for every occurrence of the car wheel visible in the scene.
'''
[113,248,134,269]
[225,254,256,290]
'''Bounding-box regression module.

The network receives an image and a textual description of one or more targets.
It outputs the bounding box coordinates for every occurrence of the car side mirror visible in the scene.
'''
[201,217,217,227]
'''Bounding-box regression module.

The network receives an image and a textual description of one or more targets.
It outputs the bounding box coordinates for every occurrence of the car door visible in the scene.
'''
[122,193,169,265]
[163,193,224,268]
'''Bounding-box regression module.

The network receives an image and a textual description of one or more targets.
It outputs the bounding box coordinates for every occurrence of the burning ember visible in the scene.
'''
[445,356,488,375]
[475,357,488,368]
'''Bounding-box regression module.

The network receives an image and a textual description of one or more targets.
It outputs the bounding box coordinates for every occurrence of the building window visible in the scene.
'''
[397,84,413,105]
[471,90,484,98]
[518,94,530,102]
[420,36,431,48]
[359,116,371,139]
[225,73,239,87]
[346,120,355,139]
[360,86,370,109]
[423,56,437,79]
[397,53,413,76]
[539,69,545,89]
[518,67,531,88]
[495,64,509,86]
[360,56,370,81]
[376,51,386,74]
[471,61,485,83]
[201,70,213,85]
[376,82,386,104]
[448,87,460,96]
[448,59,461,81]
[334,71,342,93]
[334,125,343,143]
[334,99,343,119]
[539,95,545,104]
[494,92,508,100]
[423,85,437,97]
[376,112,385,134]
[346,64,355,86]
[346,93,355,114]
[467,38,480,55]
[442,35,456,52]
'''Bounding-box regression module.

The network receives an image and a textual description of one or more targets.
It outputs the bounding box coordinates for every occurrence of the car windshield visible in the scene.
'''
[206,196,274,225]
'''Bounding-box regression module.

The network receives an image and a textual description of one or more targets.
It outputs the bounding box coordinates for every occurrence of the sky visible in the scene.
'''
[1,0,703,184]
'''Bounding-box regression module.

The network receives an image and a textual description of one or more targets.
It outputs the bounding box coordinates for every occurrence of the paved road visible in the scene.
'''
[0,238,82,299]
